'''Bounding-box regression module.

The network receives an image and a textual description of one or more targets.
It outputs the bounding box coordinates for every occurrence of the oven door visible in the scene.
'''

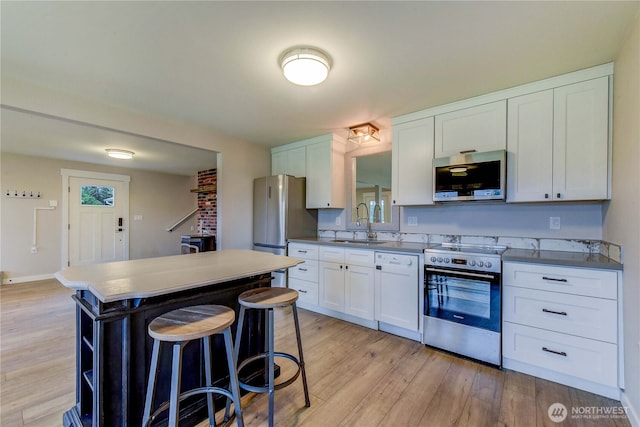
[424,266,501,332]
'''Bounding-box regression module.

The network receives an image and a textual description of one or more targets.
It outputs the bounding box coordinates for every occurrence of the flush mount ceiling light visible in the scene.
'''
[280,47,331,86]
[348,123,380,145]
[106,148,135,160]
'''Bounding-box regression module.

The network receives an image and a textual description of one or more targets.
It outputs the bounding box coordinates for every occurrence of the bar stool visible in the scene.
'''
[142,305,244,427]
[230,287,310,427]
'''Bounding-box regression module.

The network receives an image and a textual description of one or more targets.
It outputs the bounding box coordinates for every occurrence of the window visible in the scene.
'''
[81,185,114,206]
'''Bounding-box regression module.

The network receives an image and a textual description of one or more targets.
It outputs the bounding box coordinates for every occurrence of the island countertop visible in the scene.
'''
[55,249,303,303]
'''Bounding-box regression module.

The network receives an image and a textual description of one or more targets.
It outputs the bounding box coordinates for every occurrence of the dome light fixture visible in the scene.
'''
[106,148,135,160]
[280,47,331,86]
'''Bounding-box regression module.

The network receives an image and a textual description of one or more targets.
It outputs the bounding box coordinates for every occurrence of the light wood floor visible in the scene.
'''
[0,279,630,427]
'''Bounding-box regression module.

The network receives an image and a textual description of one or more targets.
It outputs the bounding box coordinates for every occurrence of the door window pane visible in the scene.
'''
[81,185,115,206]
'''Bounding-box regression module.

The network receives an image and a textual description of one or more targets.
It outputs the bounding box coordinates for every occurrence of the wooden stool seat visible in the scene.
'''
[148,305,235,342]
[237,287,298,309]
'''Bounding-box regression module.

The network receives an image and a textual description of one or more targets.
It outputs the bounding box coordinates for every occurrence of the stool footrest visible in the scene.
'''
[237,352,302,393]
[146,386,237,426]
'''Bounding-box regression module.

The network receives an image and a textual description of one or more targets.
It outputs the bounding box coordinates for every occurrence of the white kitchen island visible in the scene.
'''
[56,250,303,427]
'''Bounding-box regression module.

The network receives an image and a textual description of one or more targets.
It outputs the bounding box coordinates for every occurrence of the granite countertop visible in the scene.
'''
[288,237,428,254]
[55,250,303,303]
[289,237,623,270]
[503,248,623,271]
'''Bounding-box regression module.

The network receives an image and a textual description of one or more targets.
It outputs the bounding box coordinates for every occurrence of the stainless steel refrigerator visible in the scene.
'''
[253,175,318,287]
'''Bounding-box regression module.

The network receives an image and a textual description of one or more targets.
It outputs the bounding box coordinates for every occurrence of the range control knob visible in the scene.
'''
[468,260,476,266]
[485,261,492,269]
[431,256,437,263]
[444,258,450,263]
[437,257,443,263]
[477,261,484,267]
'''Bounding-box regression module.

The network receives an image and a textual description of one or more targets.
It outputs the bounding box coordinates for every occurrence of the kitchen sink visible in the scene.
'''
[330,239,387,245]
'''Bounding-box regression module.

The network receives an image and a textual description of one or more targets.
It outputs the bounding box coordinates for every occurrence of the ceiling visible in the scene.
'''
[1,1,638,175]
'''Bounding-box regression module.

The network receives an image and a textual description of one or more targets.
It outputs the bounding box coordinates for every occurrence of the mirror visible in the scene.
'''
[346,142,399,231]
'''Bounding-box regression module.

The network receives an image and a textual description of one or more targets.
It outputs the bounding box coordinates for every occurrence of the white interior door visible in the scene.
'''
[68,176,129,266]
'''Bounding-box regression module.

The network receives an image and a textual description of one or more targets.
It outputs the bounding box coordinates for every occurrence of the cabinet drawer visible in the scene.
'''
[319,246,345,263]
[288,259,318,282]
[503,322,617,387]
[288,243,319,260]
[503,286,617,343]
[345,249,374,267]
[503,262,617,299]
[289,278,318,305]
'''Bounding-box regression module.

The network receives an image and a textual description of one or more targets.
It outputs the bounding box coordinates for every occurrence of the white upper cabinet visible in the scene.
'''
[305,135,345,208]
[391,116,435,206]
[507,90,554,202]
[553,77,610,201]
[434,100,507,157]
[271,146,306,177]
[508,77,610,202]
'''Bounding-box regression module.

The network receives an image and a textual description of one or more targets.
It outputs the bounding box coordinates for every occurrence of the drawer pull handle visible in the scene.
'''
[542,308,567,316]
[453,314,465,320]
[298,289,308,293]
[542,276,568,283]
[298,250,307,254]
[298,268,308,272]
[542,347,567,357]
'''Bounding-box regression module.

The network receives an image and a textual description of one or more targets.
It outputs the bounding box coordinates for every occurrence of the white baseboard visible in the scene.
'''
[2,273,55,285]
[622,392,640,427]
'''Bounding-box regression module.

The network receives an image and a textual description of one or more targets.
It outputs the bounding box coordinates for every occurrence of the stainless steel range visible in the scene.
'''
[423,243,506,366]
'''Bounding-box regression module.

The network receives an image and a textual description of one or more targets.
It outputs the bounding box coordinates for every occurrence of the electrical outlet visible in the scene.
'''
[408,216,418,226]
[549,217,561,230]
[31,246,38,254]
[335,216,341,226]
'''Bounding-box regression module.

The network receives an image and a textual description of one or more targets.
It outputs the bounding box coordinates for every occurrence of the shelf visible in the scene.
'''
[190,185,217,193]
[82,370,94,391]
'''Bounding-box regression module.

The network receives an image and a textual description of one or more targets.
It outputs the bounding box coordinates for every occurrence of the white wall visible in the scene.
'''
[1,79,270,255]
[0,153,200,281]
[605,10,640,425]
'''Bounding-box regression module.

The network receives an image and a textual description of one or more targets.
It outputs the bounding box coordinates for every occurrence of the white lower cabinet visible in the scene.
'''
[289,242,421,340]
[318,246,375,320]
[287,243,319,306]
[502,261,621,399]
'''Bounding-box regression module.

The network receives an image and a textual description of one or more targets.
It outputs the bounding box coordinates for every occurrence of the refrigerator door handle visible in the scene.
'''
[268,185,271,199]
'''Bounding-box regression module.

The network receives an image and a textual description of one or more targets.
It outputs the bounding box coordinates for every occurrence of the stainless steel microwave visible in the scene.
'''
[433,150,506,202]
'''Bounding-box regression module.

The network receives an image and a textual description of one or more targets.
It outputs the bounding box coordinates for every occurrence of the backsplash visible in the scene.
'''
[316,229,623,263]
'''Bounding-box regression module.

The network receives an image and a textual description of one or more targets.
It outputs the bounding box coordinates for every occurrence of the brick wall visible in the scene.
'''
[197,169,217,235]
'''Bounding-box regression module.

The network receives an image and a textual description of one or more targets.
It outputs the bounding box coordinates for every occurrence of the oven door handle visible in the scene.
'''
[425,267,497,281]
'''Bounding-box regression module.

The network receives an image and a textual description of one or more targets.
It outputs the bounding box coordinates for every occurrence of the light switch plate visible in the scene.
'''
[408,216,418,226]
[550,217,561,230]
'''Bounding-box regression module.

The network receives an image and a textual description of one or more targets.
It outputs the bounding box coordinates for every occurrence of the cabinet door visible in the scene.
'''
[272,147,306,177]
[507,90,554,202]
[345,265,375,320]
[374,263,419,331]
[391,117,435,205]
[305,139,345,208]
[319,261,345,311]
[434,100,507,157]
[553,77,610,201]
